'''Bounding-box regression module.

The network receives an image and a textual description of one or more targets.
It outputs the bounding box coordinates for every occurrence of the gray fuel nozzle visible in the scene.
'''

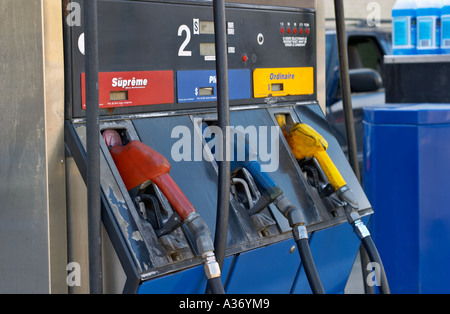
[336,185,359,209]
[184,212,215,255]
[336,186,371,240]
[184,212,221,279]
[336,185,362,225]
[202,251,221,279]
[274,194,308,241]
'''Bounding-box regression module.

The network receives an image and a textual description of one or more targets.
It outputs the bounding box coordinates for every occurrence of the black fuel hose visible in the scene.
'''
[361,235,390,294]
[276,196,325,294]
[208,277,226,294]
[333,0,360,180]
[296,238,326,294]
[203,0,230,295]
[350,217,390,294]
[212,0,231,272]
[84,0,103,294]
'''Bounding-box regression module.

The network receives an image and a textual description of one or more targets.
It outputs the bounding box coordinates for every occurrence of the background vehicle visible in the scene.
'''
[325,19,392,176]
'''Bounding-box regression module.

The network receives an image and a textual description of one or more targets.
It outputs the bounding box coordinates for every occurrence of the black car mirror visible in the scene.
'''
[349,68,382,93]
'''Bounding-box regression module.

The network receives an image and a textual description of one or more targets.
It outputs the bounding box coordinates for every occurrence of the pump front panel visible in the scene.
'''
[67,1,316,119]
[65,0,371,294]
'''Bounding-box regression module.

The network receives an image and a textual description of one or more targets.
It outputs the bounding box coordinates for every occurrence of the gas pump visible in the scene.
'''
[64,0,375,293]
[203,124,325,293]
[276,115,390,293]
[103,129,224,293]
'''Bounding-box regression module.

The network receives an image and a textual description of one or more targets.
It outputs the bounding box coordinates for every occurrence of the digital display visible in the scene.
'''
[110,91,128,101]
[271,83,284,92]
[199,87,214,96]
[200,43,216,56]
[200,21,215,34]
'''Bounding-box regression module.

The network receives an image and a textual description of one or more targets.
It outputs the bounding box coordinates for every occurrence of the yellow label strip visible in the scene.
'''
[253,67,314,98]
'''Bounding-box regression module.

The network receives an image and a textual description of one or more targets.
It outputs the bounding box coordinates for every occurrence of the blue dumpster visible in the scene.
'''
[363,104,450,293]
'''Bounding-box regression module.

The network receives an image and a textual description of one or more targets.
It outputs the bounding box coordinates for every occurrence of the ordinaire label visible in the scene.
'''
[81,70,174,109]
[253,67,314,98]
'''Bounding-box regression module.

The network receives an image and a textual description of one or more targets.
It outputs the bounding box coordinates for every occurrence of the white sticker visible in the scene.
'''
[282,37,307,47]
[193,18,199,35]
[78,33,85,55]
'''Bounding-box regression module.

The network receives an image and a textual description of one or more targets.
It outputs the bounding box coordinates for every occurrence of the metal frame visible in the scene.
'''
[66,121,141,293]
[62,0,332,293]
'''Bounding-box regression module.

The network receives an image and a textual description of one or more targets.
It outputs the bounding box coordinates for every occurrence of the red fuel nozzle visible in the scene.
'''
[103,129,123,148]
[103,130,196,221]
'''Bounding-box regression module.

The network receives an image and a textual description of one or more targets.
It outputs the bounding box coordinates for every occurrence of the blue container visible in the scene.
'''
[416,0,442,54]
[392,0,418,55]
[363,104,450,293]
[441,1,450,54]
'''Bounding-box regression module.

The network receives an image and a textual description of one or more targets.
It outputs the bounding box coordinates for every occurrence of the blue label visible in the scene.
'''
[394,17,409,46]
[417,17,434,48]
[418,18,432,40]
[442,16,450,48]
[177,69,251,103]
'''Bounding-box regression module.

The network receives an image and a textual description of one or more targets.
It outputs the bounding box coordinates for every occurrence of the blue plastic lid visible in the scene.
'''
[416,7,441,15]
[392,8,417,17]
[363,104,450,125]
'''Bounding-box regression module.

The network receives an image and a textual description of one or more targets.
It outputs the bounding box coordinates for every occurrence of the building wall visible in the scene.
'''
[0,0,67,293]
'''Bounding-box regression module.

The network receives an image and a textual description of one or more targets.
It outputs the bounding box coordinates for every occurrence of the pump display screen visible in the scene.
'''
[271,83,284,92]
[199,87,214,96]
[110,91,128,101]
[200,43,215,56]
[200,21,214,34]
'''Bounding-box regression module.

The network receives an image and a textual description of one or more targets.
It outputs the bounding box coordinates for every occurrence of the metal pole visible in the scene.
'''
[333,0,360,181]
[84,0,102,294]
[334,0,374,294]
[212,0,230,271]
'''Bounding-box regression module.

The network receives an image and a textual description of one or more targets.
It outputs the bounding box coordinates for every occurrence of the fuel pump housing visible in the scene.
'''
[61,0,373,294]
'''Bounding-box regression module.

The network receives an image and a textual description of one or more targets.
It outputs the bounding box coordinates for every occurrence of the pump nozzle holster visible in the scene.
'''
[276,115,360,208]
[203,124,282,211]
[276,115,347,191]
[104,130,222,283]
[108,139,196,221]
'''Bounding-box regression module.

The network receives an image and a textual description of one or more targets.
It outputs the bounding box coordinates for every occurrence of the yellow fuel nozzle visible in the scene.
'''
[275,114,347,191]
[275,113,287,129]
